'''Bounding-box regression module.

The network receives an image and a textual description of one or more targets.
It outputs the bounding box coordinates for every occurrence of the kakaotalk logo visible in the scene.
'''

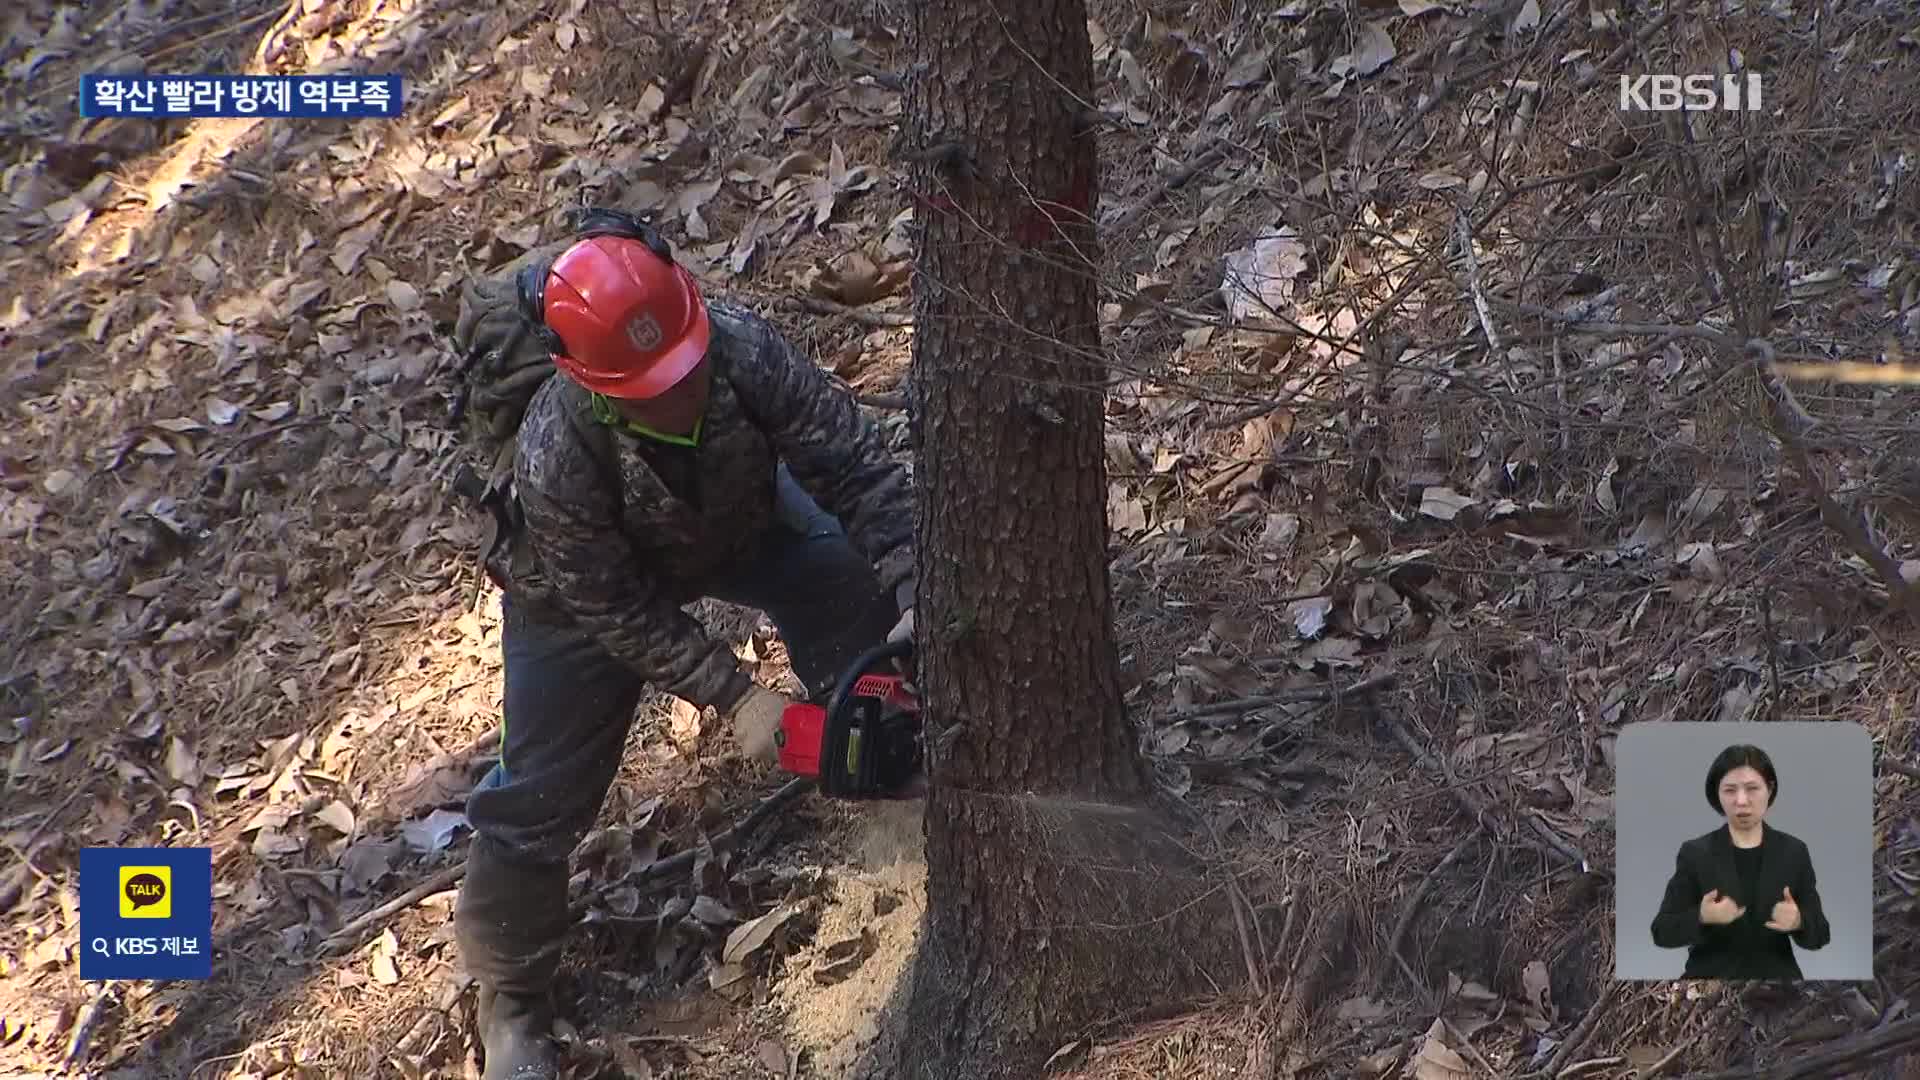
[1619,73,1764,112]
[120,866,172,919]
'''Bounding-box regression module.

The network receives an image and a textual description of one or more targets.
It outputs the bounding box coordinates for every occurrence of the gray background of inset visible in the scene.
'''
[1614,721,1874,980]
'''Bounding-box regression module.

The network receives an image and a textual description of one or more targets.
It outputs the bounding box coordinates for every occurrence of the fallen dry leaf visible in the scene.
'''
[1333,22,1396,79]
[755,1039,789,1074]
[1420,486,1476,521]
[41,468,77,495]
[371,951,400,985]
[1522,959,1553,1018]
[314,800,356,837]
[165,737,202,787]
[1411,1019,1470,1080]
[1336,995,1392,1021]
[1221,229,1308,324]
[723,903,800,965]
[385,280,421,312]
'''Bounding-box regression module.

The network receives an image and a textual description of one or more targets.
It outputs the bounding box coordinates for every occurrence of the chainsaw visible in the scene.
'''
[775,640,922,799]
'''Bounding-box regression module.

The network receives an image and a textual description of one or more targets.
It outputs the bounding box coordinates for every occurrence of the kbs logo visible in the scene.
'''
[1619,73,1764,112]
[119,865,171,919]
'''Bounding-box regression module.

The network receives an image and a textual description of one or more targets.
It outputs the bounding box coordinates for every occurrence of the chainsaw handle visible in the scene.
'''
[824,639,915,719]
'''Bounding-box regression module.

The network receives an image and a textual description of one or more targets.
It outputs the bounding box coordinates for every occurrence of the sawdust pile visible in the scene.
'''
[771,800,926,1077]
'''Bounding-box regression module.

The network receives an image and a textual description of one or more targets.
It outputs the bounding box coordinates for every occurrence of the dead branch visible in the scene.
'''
[319,864,466,956]
[1203,815,1267,998]
[1570,7,1682,90]
[1443,1016,1500,1078]
[1166,672,1398,723]
[1881,757,1920,782]
[1274,899,1352,1046]
[1376,827,1481,996]
[788,295,913,327]
[321,777,814,954]
[1109,138,1231,238]
[1640,1043,1689,1079]
[1456,210,1504,358]
[1671,1015,1920,1080]
[1468,306,1920,620]
[1747,339,1920,623]
[570,776,813,917]
[1558,1058,1625,1079]
[64,985,119,1069]
[1486,299,1741,347]
[1770,361,1920,385]
[1386,717,1589,871]
[1268,879,1306,975]
[1540,981,1622,1078]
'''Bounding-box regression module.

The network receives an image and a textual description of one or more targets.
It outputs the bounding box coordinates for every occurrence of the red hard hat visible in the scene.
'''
[540,235,711,399]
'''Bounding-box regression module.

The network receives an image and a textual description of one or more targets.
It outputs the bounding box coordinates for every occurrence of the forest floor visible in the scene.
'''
[4,0,1920,1077]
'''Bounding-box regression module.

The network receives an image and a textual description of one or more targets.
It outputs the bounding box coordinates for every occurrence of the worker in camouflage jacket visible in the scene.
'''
[448,209,914,1080]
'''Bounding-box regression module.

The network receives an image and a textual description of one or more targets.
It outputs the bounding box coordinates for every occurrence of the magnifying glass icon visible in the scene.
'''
[90,937,110,957]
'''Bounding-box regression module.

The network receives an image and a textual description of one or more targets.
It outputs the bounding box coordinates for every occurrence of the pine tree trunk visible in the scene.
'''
[896,3,1233,1077]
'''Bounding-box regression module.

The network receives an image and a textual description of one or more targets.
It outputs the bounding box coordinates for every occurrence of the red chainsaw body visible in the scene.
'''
[777,673,915,779]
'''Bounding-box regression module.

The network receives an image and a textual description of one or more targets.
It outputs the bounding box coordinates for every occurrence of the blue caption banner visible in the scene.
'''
[79,847,214,981]
[78,75,404,118]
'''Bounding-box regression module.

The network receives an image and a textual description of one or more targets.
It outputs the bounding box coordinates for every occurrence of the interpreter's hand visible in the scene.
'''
[1765,887,1802,933]
[729,686,792,765]
[1699,889,1746,926]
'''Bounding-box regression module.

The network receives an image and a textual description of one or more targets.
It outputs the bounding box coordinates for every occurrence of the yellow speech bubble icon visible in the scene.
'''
[119,865,172,919]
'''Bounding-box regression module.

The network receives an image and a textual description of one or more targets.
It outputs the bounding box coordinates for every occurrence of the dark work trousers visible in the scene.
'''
[466,464,901,868]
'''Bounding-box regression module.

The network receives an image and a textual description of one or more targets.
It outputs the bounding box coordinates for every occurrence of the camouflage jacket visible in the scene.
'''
[490,300,915,713]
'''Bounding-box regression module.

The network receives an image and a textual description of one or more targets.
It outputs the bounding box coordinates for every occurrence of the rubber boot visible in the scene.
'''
[455,836,569,1080]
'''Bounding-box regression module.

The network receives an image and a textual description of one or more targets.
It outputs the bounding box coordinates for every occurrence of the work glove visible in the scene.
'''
[728,685,791,765]
[886,608,913,645]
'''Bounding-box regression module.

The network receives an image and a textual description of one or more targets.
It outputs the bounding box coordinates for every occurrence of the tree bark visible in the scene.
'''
[896,3,1234,1077]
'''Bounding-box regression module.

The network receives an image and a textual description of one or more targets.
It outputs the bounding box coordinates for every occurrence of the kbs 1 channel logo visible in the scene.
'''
[80,847,213,980]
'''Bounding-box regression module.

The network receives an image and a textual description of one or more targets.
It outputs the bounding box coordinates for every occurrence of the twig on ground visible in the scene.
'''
[1377,827,1482,996]
[1485,300,1741,347]
[1558,1057,1625,1079]
[1541,981,1621,1077]
[319,864,466,956]
[1443,1016,1500,1078]
[65,985,118,1069]
[1672,1016,1920,1080]
[1109,137,1231,238]
[1881,757,1920,782]
[1168,672,1398,723]
[144,9,281,68]
[1269,879,1305,976]
[322,777,813,954]
[1640,1043,1688,1079]
[252,0,306,66]
[1203,816,1268,998]
[1456,210,1506,371]
[1746,339,1920,624]
[9,784,88,856]
[1386,717,1589,872]
[1770,360,1920,385]
[571,777,814,917]
[1571,7,1682,89]
[1521,808,1591,871]
[788,295,913,327]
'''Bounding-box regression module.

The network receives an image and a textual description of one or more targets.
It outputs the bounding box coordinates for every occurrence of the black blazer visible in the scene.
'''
[1650,823,1831,979]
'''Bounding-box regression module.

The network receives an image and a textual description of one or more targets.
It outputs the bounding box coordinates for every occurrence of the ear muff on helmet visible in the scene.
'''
[572,207,675,263]
[515,256,568,355]
[516,207,677,358]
